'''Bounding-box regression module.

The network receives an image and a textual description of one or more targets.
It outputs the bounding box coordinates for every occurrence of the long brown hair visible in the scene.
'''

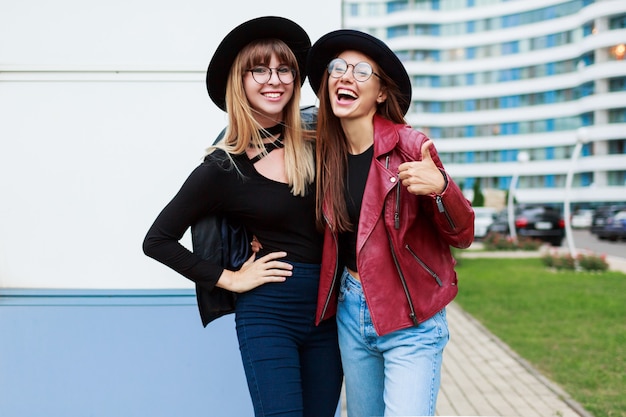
[315,56,407,232]
[210,39,315,197]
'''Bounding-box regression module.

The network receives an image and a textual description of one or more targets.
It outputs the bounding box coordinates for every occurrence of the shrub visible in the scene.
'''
[577,253,609,272]
[541,251,609,272]
[542,253,576,271]
[483,233,543,251]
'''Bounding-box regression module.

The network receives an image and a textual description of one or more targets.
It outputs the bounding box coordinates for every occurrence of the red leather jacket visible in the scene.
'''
[316,116,475,336]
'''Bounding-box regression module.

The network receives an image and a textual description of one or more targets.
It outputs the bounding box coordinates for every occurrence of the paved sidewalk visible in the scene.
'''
[339,247,626,417]
[339,300,590,417]
[436,301,590,417]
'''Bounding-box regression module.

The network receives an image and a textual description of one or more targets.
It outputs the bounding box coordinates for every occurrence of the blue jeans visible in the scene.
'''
[337,268,449,417]
[235,262,343,417]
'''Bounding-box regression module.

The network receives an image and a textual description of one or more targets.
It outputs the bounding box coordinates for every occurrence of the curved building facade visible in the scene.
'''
[343,0,626,207]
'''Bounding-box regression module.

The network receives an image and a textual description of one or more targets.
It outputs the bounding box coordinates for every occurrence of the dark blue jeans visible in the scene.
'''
[235,262,343,417]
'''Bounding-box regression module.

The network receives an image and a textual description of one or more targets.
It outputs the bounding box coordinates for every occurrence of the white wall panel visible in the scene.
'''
[0,1,342,289]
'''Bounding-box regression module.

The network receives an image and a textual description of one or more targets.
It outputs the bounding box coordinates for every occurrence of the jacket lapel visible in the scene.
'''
[356,116,400,254]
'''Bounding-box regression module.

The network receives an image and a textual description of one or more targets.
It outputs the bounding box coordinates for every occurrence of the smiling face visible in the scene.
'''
[243,52,295,126]
[327,50,387,122]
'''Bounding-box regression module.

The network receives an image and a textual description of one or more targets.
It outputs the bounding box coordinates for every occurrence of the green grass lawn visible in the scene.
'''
[454,257,626,417]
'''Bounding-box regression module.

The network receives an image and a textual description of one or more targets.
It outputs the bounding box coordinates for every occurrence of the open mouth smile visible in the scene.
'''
[337,88,358,102]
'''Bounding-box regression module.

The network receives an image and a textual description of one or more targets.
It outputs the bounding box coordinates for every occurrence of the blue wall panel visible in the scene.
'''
[0,289,253,417]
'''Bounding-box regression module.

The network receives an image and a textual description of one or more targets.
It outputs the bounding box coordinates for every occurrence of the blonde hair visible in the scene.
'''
[208,39,315,197]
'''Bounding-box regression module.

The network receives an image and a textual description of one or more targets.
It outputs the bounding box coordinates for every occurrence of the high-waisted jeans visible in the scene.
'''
[337,268,449,417]
[235,262,343,417]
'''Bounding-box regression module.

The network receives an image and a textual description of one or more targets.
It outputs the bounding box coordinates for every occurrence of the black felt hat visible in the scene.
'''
[307,29,412,115]
[206,16,311,111]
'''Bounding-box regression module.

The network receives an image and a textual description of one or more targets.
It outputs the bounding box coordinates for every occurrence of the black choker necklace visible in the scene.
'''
[249,124,285,164]
[259,123,284,138]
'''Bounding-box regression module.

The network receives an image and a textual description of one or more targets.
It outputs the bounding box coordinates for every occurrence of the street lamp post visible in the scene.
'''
[564,127,590,259]
[507,151,530,242]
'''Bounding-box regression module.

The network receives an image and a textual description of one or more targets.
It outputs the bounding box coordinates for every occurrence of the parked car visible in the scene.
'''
[487,205,565,246]
[591,204,626,235]
[570,209,594,229]
[473,207,498,239]
[595,210,626,241]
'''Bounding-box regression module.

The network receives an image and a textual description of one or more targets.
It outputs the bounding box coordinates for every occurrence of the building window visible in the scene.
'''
[609,77,626,92]
[501,13,520,28]
[607,171,626,186]
[347,3,359,17]
[608,139,626,154]
[501,41,519,55]
[388,25,409,38]
[609,14,626,29]
[609,108,626,123]
[387,1,409,13]
[577,82,594,98]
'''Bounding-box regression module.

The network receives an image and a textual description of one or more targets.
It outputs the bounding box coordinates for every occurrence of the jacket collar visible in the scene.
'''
[372,115,401,159]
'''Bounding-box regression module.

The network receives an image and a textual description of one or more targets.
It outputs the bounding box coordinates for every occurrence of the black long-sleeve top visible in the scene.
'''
[143,149,322,289]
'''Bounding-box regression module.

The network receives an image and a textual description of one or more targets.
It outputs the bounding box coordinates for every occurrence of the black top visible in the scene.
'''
[143,149,322,288]
[339,145,373,272]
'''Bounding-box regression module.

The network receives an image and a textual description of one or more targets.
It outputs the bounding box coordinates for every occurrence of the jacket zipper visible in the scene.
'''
[405,245,443,286]
[394,182,401,230]
[386,155,417,324]
[385,156,401,230]
[436,195,456,229]
[320,213,341,320]
[386,229,419,326]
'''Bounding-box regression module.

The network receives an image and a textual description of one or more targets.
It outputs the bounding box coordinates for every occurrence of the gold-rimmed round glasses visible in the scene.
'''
[327,58,381,82]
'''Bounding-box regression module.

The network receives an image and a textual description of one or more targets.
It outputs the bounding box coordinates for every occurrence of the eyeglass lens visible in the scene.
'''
[327,58,375,82]
[249,66,295,84]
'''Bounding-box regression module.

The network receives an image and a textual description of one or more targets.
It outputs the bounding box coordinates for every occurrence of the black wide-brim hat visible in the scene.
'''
[307,29,412,116]
[207,16,311,111]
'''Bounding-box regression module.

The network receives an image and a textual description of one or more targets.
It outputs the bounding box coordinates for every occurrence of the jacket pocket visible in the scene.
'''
[405,244,443,286]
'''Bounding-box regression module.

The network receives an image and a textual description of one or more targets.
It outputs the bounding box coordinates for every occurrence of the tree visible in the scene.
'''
[472,178,485,207]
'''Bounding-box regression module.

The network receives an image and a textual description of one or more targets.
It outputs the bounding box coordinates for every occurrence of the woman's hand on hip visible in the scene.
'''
[216,251,292,293]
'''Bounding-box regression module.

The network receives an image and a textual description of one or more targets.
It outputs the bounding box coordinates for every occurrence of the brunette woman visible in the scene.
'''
[307,29,474,417]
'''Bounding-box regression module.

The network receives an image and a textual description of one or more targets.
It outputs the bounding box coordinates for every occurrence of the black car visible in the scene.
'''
[487,205,565,246]
[591,204,626,236]
[595,209,626,241]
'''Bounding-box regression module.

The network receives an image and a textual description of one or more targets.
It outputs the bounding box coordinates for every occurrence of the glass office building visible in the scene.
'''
[343,0,626,206]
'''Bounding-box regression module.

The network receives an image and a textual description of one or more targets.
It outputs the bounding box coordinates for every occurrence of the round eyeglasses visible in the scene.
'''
[327,58,381,82]
[247,66,296,85]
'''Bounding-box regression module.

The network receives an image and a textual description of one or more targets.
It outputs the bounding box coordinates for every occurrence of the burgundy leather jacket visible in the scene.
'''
[316,115,475,336]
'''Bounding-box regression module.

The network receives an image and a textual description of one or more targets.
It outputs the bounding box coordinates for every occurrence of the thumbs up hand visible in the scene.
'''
[398,140,446,196]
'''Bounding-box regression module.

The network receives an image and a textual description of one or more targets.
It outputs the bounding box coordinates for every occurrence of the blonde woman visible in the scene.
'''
[144,17,342,417]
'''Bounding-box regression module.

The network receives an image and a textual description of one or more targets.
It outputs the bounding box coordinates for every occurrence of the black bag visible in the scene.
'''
[191,215,250,327]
